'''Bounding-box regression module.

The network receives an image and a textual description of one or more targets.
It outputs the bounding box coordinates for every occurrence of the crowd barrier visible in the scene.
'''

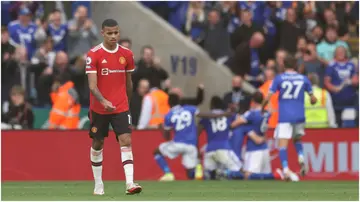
[2,128,358,181]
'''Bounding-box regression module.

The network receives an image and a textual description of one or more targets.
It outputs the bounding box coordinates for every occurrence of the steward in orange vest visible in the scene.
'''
[49,81,81,129]
[137,88,170,129]
[147,88,170,128]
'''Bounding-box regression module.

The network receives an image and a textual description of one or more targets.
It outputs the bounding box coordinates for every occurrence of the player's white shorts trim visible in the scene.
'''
[159,141,198,169]
[243,149,271,173]
[204,149,242,171]
[274,123,305,139]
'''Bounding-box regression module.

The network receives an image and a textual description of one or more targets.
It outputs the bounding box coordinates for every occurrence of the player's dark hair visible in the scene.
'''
[102,19,118,29]
[283,54,297,70]
[252,91,264,104]
[210,96,225,110]
[168,93,180,107]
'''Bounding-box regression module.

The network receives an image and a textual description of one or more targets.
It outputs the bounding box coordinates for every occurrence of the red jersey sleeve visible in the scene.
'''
[85,50,98,74]
[125,50,135,72]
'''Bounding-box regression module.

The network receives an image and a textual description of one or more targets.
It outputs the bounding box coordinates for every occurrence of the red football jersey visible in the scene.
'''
[85,43,135,114]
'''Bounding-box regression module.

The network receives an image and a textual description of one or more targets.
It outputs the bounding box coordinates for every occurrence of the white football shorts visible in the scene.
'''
[159,141,198,169]
[204,149,242,171]
[274,123,305,139]
[243,149,271,173]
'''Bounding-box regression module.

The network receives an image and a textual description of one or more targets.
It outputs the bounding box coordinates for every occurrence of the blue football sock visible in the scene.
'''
[187,169,195,179]
[154,154,170,173]
[228,171,244,179]
[248,173,274,180]
[279,147,289,170]
[294,141,304,159]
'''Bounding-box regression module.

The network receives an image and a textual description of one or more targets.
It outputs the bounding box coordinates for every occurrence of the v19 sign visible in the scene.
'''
[170,55,197,76]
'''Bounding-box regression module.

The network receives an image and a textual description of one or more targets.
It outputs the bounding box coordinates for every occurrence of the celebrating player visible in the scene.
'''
[153,94,229,181]
[86,19,141,195]
[230,92,294,181]
[262,54,317,179]
[198,96,242,180]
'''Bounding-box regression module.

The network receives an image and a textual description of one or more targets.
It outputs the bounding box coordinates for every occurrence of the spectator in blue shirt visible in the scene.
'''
[47,9,68,52]
[184,2,206,42]
[324,46,358,127]
[8,8,45,59]
[274,1,294,21]
[238,1,266,26]
[168,2,188,31]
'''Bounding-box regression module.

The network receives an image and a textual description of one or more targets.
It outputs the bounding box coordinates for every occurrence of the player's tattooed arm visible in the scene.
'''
[126,72,133,103]
[87,73,105,102]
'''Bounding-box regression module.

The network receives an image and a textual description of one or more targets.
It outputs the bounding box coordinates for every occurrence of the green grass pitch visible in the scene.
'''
[2,181,358,201]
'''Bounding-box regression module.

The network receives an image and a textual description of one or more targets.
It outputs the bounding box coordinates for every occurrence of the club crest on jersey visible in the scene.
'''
[119,57,125,64]
[91,127,98,133]
[86,57,92,65]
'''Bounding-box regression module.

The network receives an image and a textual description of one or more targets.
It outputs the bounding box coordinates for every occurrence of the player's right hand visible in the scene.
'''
[310,95,317,105]
[101,99,116,111]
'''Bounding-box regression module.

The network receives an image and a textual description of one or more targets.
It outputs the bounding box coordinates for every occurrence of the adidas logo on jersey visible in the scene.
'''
[102,59,107,64]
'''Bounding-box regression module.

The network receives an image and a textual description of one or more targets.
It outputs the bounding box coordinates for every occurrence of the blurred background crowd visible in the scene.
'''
[1,1,359,130]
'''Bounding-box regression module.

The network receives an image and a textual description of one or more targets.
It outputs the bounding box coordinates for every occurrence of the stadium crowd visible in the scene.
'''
[1,1,359,130]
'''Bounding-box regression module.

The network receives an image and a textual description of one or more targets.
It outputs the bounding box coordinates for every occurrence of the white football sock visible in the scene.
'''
[121,146,134,185]
[90,147,103,185]
[298,155,305,164]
